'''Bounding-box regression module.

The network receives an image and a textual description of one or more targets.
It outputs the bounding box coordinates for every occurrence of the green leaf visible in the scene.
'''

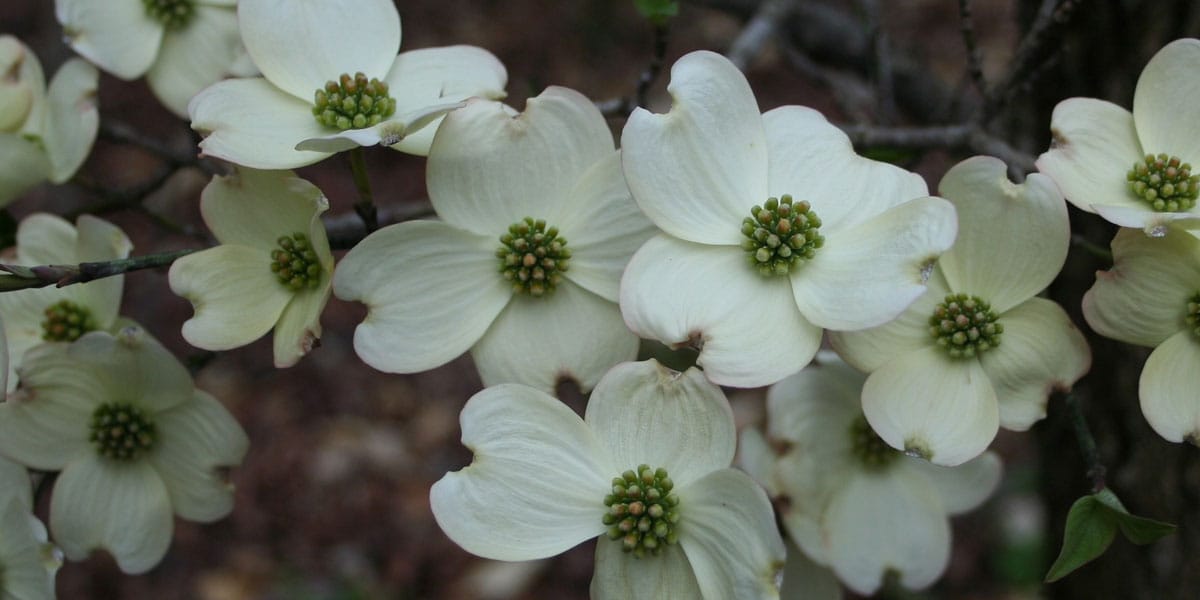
[1044,495,1117,582]
[634,0,678,24]
[1093,488,1177,544]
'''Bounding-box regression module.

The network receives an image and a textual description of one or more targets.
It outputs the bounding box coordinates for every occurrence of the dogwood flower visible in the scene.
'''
[0,456,59,600]
[335,87,653,393]
[169,168,333,367]
[0,325,249,574]
[619,51,957,388]
[55,0,248,117]
[431,360,786,599]
[1037,38,1200,235]
[0,36,99,205]
[189,0,507,169]
[1082,227,1200,444]
[741,353,1002,595]
[831,156,1091,466]
[0,214,131,392]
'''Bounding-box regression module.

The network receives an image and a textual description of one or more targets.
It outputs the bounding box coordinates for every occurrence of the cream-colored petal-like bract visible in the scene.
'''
[148,391,248,522]
[1083,227,1200,347]
[170,245,294,351]
[49,456,173,574]
[190,77,335,169]
[42,58,99,183]
[0,456,29,510]
[0,497,56,600]
[621,51,766,246]
[0,36,42,133]
[763,105,929,233]
[238,0,400,100]
[862,346,999,466]
[273,283,331,369]
[937,156,1069,313]
[591,541,703,600]
[0,348,94,469]
[979,298,1091,430]
[1132,38,1200,164]
[430,384,611,561]
[201,168,328,250]
[56,0,163,79]
[293,101,462,153]
[15,212,78,265]
[0,134,51,206]
[675,469,786,600]
[620,235,821,388]
[145,5,241,118]
[585,361,735,489]
[1139,330,1200,443]
[333,220,511,374]
[426,89,613,236]
[736,428,779,496]
[471,281,637,394]
[73,214,133,328]
[1091,204,1200,235]
[897,451,1003,515]
[384,45,509,156]
[779,543,844,600]
[790,197,956,331]
[68,328,195,413]
[1036,98,1143,216]
[828,271,949,374]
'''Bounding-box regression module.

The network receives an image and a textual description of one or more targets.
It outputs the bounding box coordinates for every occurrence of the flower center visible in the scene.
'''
[141,0,195,29]
[312,72,397,131]
[1127,154,1199,212]
[270,232,323,291]
[741,195,824,276]
[41,299,98,342]
[496,217,571,298]
[602,465,680,558]
[849,416,899,470]
[928,293,1003,359]
[1186,293,1200,338]
[89,402,156,461]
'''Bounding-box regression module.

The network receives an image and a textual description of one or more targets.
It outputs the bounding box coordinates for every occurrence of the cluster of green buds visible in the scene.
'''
[270,232,323,291]
[312,72,397,131]
[496,217,571,297]
[41,299,98,342]
[141,0,195,29]
[90,403,157,461]
[741,195,824,276]
[1127,154,1199,212]
[1187,293,1200,338]
[928,293,1002,359]
[849,416,899,470]
[602,465,681,558]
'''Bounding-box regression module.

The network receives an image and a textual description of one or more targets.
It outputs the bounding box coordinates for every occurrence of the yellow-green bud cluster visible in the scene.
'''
[141,0,195,29]
[1127,154,1199,212]
[741,195,824,276]
[849,416,898,470]
[41,299,98,342]
[603,465,681,558]
[90,403,156,461]
[312,72,397,131]
[929,293,1002,358]
[270,232,323,291]
[1187,293,1200,338]
[496,217,571,298]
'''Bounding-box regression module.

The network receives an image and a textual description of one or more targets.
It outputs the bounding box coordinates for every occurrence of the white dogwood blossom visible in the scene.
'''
[831,156,1091,466]
[619,50,957,388]
[189,0,507,169]
[169,169,334,367]
[335,87,653,394]
[1037,38,1200,236]
[431,360,786,600]
[0,456,59,600]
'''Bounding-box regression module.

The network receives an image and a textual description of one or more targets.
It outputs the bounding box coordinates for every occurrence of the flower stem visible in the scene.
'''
[1065,393,1107,492]
[348,147,379,233]
[0,248,197,292]
[1070,234,1113,263]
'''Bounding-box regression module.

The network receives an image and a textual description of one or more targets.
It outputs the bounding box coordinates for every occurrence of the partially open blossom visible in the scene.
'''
[1082,227,1200,444]
[335,87,653,393]
[431,360,786,599]
[0,36,98,205]
[0,214,131,392]
[618,50,957,388]
[0,455,59,600]
[831,156,1091,466]
[169,168,333,367]
[189,0,507,169]
[0,325,248,574]
[1037,38,1200,236]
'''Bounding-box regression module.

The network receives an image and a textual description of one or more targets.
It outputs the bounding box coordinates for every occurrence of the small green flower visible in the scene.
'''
[312,72,397,131]
[41,299,98,342]
[602,465,681,558]
[1127,154,1199,212]
[928,293,1002,359]
[141,0,195,29]
[270,232,323,291]
[496,217,571,297]
[740,195,824,276]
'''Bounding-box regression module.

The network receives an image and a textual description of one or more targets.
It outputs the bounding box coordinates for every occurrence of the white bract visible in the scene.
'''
[831,156,1091,466]
[0,214,131,392]
[189,0,507,169]
[430,360,786,600]
[56,0,248,117]
[1037,38,1200,236]
[741,353,1001,595]
[618,50,957,388]
[0,455,59,600]
[169,169,334,368]
[0,326,248,574]
[0,36,99,206]
[335,87,653,394]
[1082,227,1200,444]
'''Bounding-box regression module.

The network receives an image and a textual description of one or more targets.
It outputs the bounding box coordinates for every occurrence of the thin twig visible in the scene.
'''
[839,123,1037,175]
[859,0,896,122]
[347,147,379,233]
[0,249,197,291]
[983,0,1085,120]
[958,0,988,93]
[323,201,436,250]
[1065,393,1107,492]
[637,23,670,109]
[99,121,221,175]
[726,0,796,71]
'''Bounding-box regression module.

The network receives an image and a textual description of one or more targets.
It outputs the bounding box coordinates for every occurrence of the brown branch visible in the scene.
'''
[958,0,988,94]
[725,0,797,70]
[839,123,1037,175]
